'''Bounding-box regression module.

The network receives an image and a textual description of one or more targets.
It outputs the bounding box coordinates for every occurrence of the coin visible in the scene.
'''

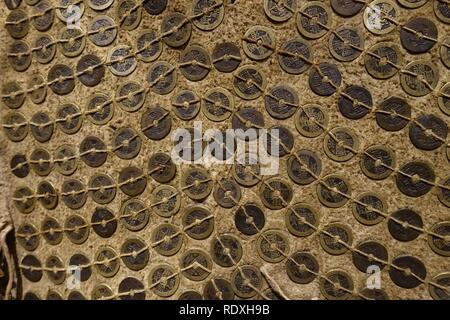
[30,147,52,176]
[56,0,85,23]
[112,127,141,159]
[212,42,242,73]
[180,248,213,281]
[152,223,183,256]
[278,37,312,75]
[5,0,21,10]
[88,0,114,10]
[136,29,162,62]
[427,222,450,257]
[434,0,450,24]
[364,42,402,79]
[320,223,353,255]
[232,153,261,187]
[375,96,411,131]
[151,185,181,217]
[41,217,63,245]
[352,192,386,226]
[231,265,263,298]
[59,27,85,57]
[388,208,423,242]
[400,18,438,54]
[179,44,211,81]
[68,253,91,282]
[206,130,235,162]
[30,111,53,143]
[191,0,224,31]
[233,65,267,100]
[210,234,243,267]
[409,114,447,151]
[116,82,145,113]
[48,64,75,95]
[33,34,56,64]
[61,179,87,210]
[352,240,388,273]
[178,291,203,300]
[118,277,146,300]
[17,223,39,251]
[437,177,450,208]
[171,90,199,120]
[265,125,293,157]
[2,81,25,109]
[143,0,167,15]
[13,186,35,213]
[396,161,435,197]
[320,270,354,300]
[201,87,233,121]
[294,104,328,138]
[148,152,177,183]
[181,168,213,200]
[88,173,116,204]
[264,84,298,120]
[182,206,214,240]
[8,40,31,72]
[287,149,321,185]
[329,27,364,62]
[264,0,297,22]
[296,1,331,39]
[95,246,120,278]
[231,107,265,140]
[116,0,142,31]
[6,9,29,39]
[21,255,42,282]
[27,75,47,105]
[55,105,81,138]
[359,288,389,300]
[242,25,276,61]
[337,85,373,119]
[88,15,117,47]
[285,203,319,237]
[331,0,364,17]
[440,38,450,69]
[234,203,265,235]
[259,178,293,210]
[118,166,147,197]
[323,127,359,162]
[429,272,450,300]
[286,251,319,284]
[364,0,399,35]
[120,198,150,232]
[317,175,351,208]
[161,12,192,48]
[398,0,426,8]
[108,46,137,77]
[85,94,113,125]
[257,229,290,263]
[37,180,58,210]
[76,54,105,87]
[147,61,177,95]
[64,214,89,244]
[10,153,29,178]
[149,264,180,297]
[67,291,86,300]
[91,284,114,300]
[309,63,342,96]
[360,145,396,180]
[203,278,235,300]
[45,255,65,285]
[79,136,108,167]
[46,290,63,300]
[400,60,439,97]
[438,83,450,116]
[389,255,427,289]
[121,238,149,271]
[91,207,117,238]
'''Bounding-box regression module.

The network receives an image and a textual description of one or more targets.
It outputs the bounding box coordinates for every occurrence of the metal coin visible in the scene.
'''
[264,84,298,120]
[317,174,351,208]
[30,147,52,176]
[438,82,450,116]
[308,63,342,96]
[45,255,65,285]
[118,277,146,300]
[259,177,293,210]
[95,246,120,278]
[400,18,438,54]
[91,284,114,300]
[2,81,25,109]
[148,152,176,183]
[213,178,241,208]
[352,192,386,226]
[329,26,364,62]
[191,0,224,31]
[233,65,267,100]
[210,234,243,267]
[429,272,450,300]
[287,149,321,185]
[56,103,83,134]
[147,61,177,95]
[79,136,108,168]
[388,208,423,242]
[232,153,261,187]
[323,127,359,162]
[172,90,201,120]
[88,15,117,47]
[21,255,42,282]
[151,185,181,218]
[56,0,85,23]
[64,214,89,244]
[441,37,450,69]
[118,166,147,197]
[319,270,354,300]
[88,173,116,204]
[68,253,92,282]
[61,179,87,210]
[364,42,402,79]
[88,0,114,10]
[277,37,312,75]
[13,186,35,213]
[3,111,28,142]
[231,265,263,298]
[47,64,75,95]
[257,229,290,263]
[33,34,56,64]
[389,255,427,289]
[178,291,203,300]
[46,290,63,300]
[409,114,448,151]
[86,93,113,125]
[59,27,85,57]
[27,75,47,104]
[179,44,211,81]
[338,85,373,119]
[6,9,29,39]
[320,222,353,255]
[91,207,117,238]
[231,107,265,140]
[149,264,180,297]
[434,0,450,24]
[360,145,396,180]
[182,206,214,240]
[264,0,297,22]
[285,203,319,237]
[242,25,276,61]
[294,104,328,138]
[265,125,293,157]
[396,161,435,197]
[359,288,389,300]
[331,0,364,17]
[352,240,388,273]
[108,45,137,76]
[364,0,399,35]
[143,0,167,15]
[8,40,31,72]
[113,127,141,159]
[54,144,77,176]
[17,222,39,251]
[181,168,213,200]
[234,203,265,236]
[437,177,450,207]
[152,223,183,256]
[76,54,105,87]
[160,12,192,48]
[67,291,86,300]
[41,217,63,245]
[5,0,21,9]
[427,222,450,257]
[120,238,149,271]
[180,248,213,281]
[10,153,29,178]
[120,198,150,232]
[136,29,162,62]
[173,127,206,163]
[398,0,427,8]
[30,111,53,143]
[375,96,410,131]
[212,42,241,73]
[37,180,58,210]
[203,278,235,300]
[400,60,439,97]
[286,251,319,284]
[202,87,234,122]
[116,81,145,113]
[296,1,331,39]
[116,0,142,31]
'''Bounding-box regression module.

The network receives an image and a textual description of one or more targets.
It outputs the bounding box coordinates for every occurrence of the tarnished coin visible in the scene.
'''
[61,179,87,210]
[136,29,162,62]
[180,248,213,281]
[264,84,298,120]
[21,255,42,282]
[108,46,137,76]
[46,290,63,300]
[317,175,351,208]
[2,81,25,109]
[181,168,213,200]
[112,127,141,159]
[56,103,83,134]
[56,0,85,23]
[427,222,450,257]
[6,9,29,39]
[76,54,105,87]
[440,38,450,69]
[210,234,243,267]
[202,87,234,122]
[8,40,31,72]
[294,104,328,138]
[388,208,423,242]
[173,127,206,162]
[286,251,319,284]
[429,272,450,300]
[375,96,411,131]
[320,223,353,255]
[234,203,265,236]
[17,223,39,251]
[329,27,364,62]
[212,42,242,73]
[352,192,387,226]
[319,270,354,300]
[86,93,114,125]
[434,0,450,23]
[409,114,447,151]
[309,63,342,96]
[206,130,235,162]
[359,288,389,300]
[265,125,293,157]
[233,65,267,100]
[91,207,117,238]
[149,264,180,297]
[152,185,181,218]
[242,25,276,61]
[79,136,108,168]
[10,153,29,178]
[37,180,58,210]
[179,44,211,81]
[148,152,176,183]
[400,18,438,54]
[118,166,147,197]
[361,145,396,180]
[59,27,85,57]
[116,81,145,113]
[398,0,427,8]
[323,127,359,162]
[191,0,224,31]
[64,214,89,244]
[179,291,203,300]
[172,90,200,120]
[287,149,321,185]
[68,253,91,282]
[147,61,177,95]
[95,246,120,278]
[88,15,117,47]
[231,107,265,140]
[120,198,150,232]
[338,85,373,119]
[120,237,149,271]
[231,265,263,298]
[437,177,450,208]
[27,75,47,105]
[41,217,63,245]
[88,0,114,10]
[232,153,261,187]
[45,255,65,285]
[400,60,439,97]
[143,0,167,15]
[116,0,142,31]
[259,177,293,210]
[203,278,235,300]
[331,0,364,17]
[396,161,435,197]
[33,34,56,64]
[285,203,319,237]
[389,255,427,289]
[5,0,21,10]
[364,0,399,35]
[48,64,75,95]
[264,0,297,22]
[152,223,183,256]
[91,284,114,300]
[213,178,241,208]
[30,147,52,176]
[257,229,290,263]
[365,42,402,79]
[67,291,86,300]
[438,83,450,116]
[13,186,35,213]
[88,173,116,204]
[161,12,192,47]
[296,1,331,39]
[118,277,146,300]
[278,37,312,75]
[30,111,53,143]
[352,240,388,273]
[182,206,214,240]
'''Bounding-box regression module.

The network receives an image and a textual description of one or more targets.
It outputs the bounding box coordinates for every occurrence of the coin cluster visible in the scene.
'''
[2,0,450,300]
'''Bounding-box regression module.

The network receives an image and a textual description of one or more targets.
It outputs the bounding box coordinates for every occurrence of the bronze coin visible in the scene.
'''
[37,180,58,210]
[21,255,42,282]
[396,161,435,197]
[148,264,180,297]
[319,269,354,300]
[118,277,146,300]
[178,291,203,300]
[427,222,450,257]
[234,203,265,236]
[213,178,241,208]
[8,40,31,72]
[319,222,353,255]
[79,136,108,168]
[429,272,450,300]
[27,74,47,105]
[91,284,114,300]
[285,203,319,237]
[2,112,28,142]
[294,104,329,138]
[257,229,290,263]
[61,179,87,210]
[375,96,411,131]
[76,54,105,87]
[148,152,176,183]
[152,223,183,256]
[88,15,117,47]
[210,234,243,267]
[116,81,145,113]
[91,207,117,238]
[323,127,359,162]
[120,238,149,271]
[331,0,364,17]
[203,278,235,300]
[67,291,87,300]
[231,107,265,140]
[264,0,297,22]
[286,251,319,284]
[182,206,214,240]
[259,177,293,210]
[308,63,342,96]
[438,82,450,116]
[41,217,63,245]
[46,290,63,300]
[212,42,241,73]
[45,255,65,285]
[88,173,116,204]
[17,222,39,251]
[30,111,53,143]
[400,18,438,54]
[242,25,276,61]
[143,0,167,15]
[160,12,192,47]
[88,0,114,10]
[389,255,427,289]
[233,65,266,100]
[118,166,147,197]
[33,34,56,64]
[359,288,389,300]
[140,106,172,140]
[441,37,450,69]
[435,0,450,23]
[108,45,137,76]
[364,42,402,80]
[265,125,294,157]
[58,26,85,57]
[95,246,120,278]
[278,37,312,75]
[437,177,450,208]
[352,240,388,273]
[360,145,396,180]
[232,153,261,187]
[56,103,83,135]
[287,149,321,185]
[6,9,29,39]
[231,265,263,298]
[400,60,439,97]
[180,248,213,281]
[172,90,201,120]
[388,208,423,242]
[264,84,298,120]
[329,26,364,62]
[10,153,29,178]
[54,144,78,175]
[13,186,35,214]
[181,168,213,200]
[120,198,150,232]
[116,0,142,31]
[136,29,163,62]
[409,114,448,151]
[112,127,142,159]
[68,253,92,282]
[352,192,387,226]
[201,87,234,122]
[56,0,85,23]
[2,81,25,109]
[296,1,331,39]
[179,44,211,81]
[363,0,399,35]
[338,85,373,119]
[151,185,181,217]
[64,214,89,244]
[398,0,427,8]
[191,0,224,31]
[47,64,75,95]
[30,147,52,176]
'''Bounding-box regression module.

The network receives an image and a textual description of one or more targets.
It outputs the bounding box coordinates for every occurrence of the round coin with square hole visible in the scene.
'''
[172,90,200,120]
[234,203,265,236]
[211,234,243,267]
[118,166,147,197]
[152,223,183,256]
[180,249,213,281]
[149,264,180,297]
[161,13,192,47]
[360,145,396,180]
[64,214,89,244]
[151,185,181,218]
[400,60,439,97]
[294,104,328,138]
[10,154,29,178]
[30,111,53,143]
[30,147,52,176]
[61,179,87,210]
[79,136,107,168]
[375,96,410,131]
[91,207,117,238]
[95,246,120,278]
[57,104,83,134]
[409,114,447,151]
[285,203,319,237]
[396,161,435,197]
[233,65,267,100]
[120,198,149,232]
[120,238,149,271]
[297,2,331,39]
[212,42,241,73]
[88,15,117,47]
[2,112,28,142]
[286,251,319,284]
